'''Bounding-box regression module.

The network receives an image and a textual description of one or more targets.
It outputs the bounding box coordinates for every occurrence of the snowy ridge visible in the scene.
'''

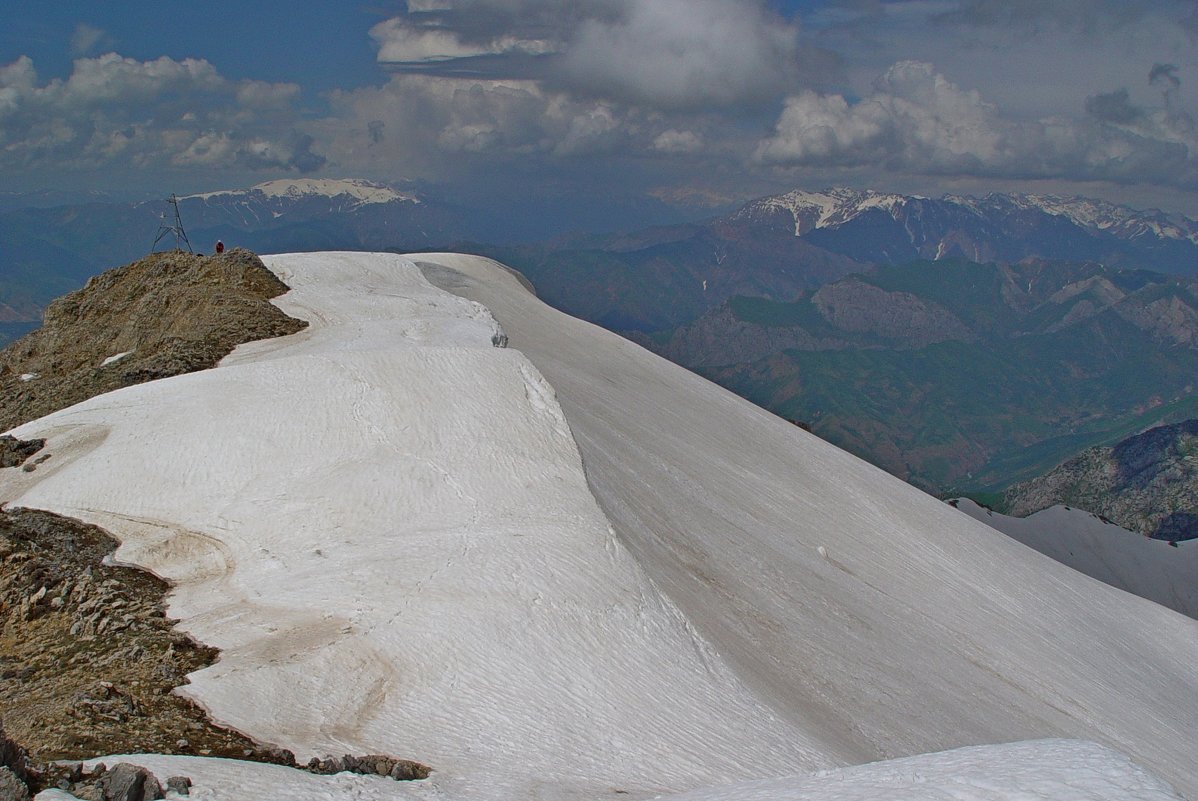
[4,252,823,801]
[949,192,1198,243]
[186,178,419,206]
[3,251,1196,801]
[734,188,912,235]
[739,186,1198,244]
[421,253,1198,799]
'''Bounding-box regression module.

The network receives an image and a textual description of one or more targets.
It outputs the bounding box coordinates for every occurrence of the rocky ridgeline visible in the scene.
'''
[0,247,307,433]
[1004,419,1198,541]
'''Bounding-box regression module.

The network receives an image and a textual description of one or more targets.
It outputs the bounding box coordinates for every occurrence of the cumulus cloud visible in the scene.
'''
[1149,62,1181,89]
[559,0,798,109]
[756,60,1198,189]
[0,53,320,175]
[320,73,717,179]
[652,129,703,154]
[756,62,1009,170]
[371,0,798,110]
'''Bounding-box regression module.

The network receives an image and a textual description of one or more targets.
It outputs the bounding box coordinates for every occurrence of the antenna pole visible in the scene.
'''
[150,194,193,253]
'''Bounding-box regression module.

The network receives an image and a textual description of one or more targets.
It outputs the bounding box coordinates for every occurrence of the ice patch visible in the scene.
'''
[100,351,133,367]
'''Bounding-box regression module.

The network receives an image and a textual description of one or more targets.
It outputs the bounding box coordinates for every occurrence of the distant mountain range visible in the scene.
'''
[0,178,478,345]
[730,188,1198,274]
[5,180,1198,507]
[647,259,1198,493]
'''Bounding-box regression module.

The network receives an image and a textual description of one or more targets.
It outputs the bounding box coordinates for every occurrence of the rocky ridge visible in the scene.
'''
[1003,419,1198,541]
[0,248,307,433]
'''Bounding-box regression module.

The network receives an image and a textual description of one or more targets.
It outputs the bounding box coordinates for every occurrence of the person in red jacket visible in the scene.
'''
[215,240,225,254]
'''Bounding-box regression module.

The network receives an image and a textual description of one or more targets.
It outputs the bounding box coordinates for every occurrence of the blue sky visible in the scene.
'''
[3,1,1198,220]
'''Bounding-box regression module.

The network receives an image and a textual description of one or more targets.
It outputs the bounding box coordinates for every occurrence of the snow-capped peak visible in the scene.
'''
[1006,193,1198,243]
[735,188,916,235]
[186,178,419,206]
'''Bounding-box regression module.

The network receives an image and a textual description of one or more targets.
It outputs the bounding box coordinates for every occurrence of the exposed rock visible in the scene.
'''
[0,724,33,801]
[0,767,28,801]
[163,777,190,796]
[0,248,307,433]
[1004,419,1198,540]
[96,763,162,801]
[0,438,43,470]
[304,753,430,781]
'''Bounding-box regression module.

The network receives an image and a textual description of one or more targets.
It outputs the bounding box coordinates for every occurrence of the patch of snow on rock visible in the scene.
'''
[99,351,133,367]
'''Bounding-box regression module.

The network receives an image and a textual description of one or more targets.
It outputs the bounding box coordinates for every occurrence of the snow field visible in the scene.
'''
[416,252,1198,799]
[954,499,1198,618]
[5,252,826,801]
[28,739,1186,801]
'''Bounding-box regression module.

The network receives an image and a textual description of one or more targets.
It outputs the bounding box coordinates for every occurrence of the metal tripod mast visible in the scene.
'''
[150,193,193,253]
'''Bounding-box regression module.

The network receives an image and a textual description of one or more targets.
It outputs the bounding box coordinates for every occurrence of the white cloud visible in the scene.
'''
[560,0,799,109]
[373,0,798,110]
[756,60,1198,188]
[371,17,555,63]
[757,62,1007,169]
[652,129,703,153]
[0,54,321,175]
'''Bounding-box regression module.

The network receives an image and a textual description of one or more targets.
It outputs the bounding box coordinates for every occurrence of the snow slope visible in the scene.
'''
[31,739,1183,801]
[3,251,1196,801]
[418,253,1198,797]
[655,740,1182,801]
[3,252,825,801]
[953,499,1198,618]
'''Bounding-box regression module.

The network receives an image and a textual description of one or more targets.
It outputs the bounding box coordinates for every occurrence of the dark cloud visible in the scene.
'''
[1085,89,1143,124]
[286,135,326,173]
[1149,62,1181,89]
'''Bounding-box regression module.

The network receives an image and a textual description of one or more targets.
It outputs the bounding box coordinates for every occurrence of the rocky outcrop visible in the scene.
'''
[0,507,291,770]
[303,754,430,781]
[1004,419,1198,541]
[0,438,42,470]
[0,248,306,433]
